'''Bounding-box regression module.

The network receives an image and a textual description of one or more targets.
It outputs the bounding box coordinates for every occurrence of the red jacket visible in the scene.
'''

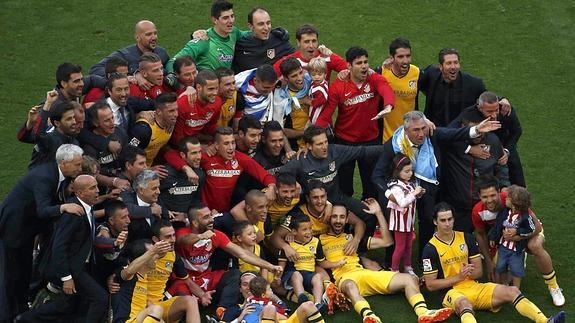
[129,83,168,100]
[317,73,395,142]
[273,51,348,81]
[172,95,222,144]
[201,151,275,212]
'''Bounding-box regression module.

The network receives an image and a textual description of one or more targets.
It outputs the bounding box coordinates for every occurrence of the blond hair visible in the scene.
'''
[308,57,327,73]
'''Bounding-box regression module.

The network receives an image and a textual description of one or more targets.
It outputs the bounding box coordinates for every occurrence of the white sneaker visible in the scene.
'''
[549,287,565,307]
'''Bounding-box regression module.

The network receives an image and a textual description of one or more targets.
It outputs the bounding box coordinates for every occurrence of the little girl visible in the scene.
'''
[386,154,424,275]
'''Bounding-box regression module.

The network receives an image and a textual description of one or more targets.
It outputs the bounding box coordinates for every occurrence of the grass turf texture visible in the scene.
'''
[1,0,573,321]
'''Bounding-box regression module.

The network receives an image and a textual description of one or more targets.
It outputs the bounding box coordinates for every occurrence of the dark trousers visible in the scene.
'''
[215,269,240,309]
[18,269,108,323]
[340,195,377,237]
[452,206,474,233]
[415,181,439,259]
[2,241,34,321]
[335,137,379,200]
[508,148,525,187]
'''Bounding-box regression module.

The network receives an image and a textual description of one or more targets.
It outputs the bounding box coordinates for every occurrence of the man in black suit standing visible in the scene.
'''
[17,175,108,322]
[0,144,84,321]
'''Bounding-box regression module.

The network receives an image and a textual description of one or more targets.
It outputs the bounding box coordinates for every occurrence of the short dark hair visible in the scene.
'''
[331,201,348,213]
[173,55,196,75]
[303,125,326,144]
[307,180,326,194]
[127,239,153,261]
[106,72,128,93]
[119,145,147,170]
[211,0,233,19]
[247,7,267,25]
[215,67,235,80]
[289,213,311,230]
[476,175,499,193]
[105,57,128,76]
[178,136,200,153]
[279,57,302,77]
[215,126,234,143]
[275,173,296,188]
[151,219,173,239]
[50,101,75,122]
[255,64,278,83]
[391,153,413,180]
[262,120,283,138]
[460,109,485,126]
[233,220,252,239]
[249,276,268,298]
[433,202,453,220]
[196,69,218,86]
[295,24,318,41]
[56,63,82,88]
[389,38,411,56]
[105,200,128,219]
[87,100,111,126]
[438,48,459,64]
[187,202,207,223]
[345,47,368,64]
[238,115,262,133]
[155,92,177,109]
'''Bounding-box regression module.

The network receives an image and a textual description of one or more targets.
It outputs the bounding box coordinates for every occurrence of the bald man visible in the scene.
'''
[89,20,170,77]
[18,175,108,322]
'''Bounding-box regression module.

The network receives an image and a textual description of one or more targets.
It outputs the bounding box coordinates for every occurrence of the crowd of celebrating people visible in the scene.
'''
[0,1,568,322]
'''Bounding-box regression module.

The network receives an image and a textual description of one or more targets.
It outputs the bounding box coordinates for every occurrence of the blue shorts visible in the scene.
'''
[495,246,525,277]
[282,270,316,292]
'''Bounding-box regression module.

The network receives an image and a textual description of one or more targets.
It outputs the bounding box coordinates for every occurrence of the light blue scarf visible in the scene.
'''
[392,126,439,185]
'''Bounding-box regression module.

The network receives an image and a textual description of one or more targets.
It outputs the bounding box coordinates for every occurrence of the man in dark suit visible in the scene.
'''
[372,111,501,259]
[0,144,84,321]
[121,169,168,240]
[16,175,108,322]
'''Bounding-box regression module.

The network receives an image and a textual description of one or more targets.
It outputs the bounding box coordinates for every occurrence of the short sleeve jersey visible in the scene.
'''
[471,192,507,232]
[113,272,149,322]
[268,197,299,228]
[146,250,188,303]
[175,228,231,275]
[279,237,325,272]
[217,92,237,128]
[239,243,264,273]
[281,203,331,236]
[422,231,481,289]
[319,232,369,280]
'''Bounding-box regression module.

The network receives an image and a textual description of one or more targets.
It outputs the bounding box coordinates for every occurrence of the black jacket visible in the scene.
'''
[40,196,95,283]
[120,190,168,240]
[89,44,170,77]
[419,65,486,127]
[0,162,65,248]
[232,27,295,73]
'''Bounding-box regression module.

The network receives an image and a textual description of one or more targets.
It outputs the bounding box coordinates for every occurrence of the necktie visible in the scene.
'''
[119,106,128,131]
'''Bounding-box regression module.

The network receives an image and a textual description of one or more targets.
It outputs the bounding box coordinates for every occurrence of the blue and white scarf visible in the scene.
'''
[392,126,439,185]
[235,68,274,123]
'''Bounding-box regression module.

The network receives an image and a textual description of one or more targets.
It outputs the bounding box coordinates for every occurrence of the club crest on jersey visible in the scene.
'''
[206,111,213,119]
[155,89,162,96]
[364,84,371,93]
[329,161,336,172]
[309,246,315,253]
[460,243,467,252]
[267,49,275,59]
[165,261,172,269]
[345,234,352,241]
[231,159,239,169]
[409,80,416,88]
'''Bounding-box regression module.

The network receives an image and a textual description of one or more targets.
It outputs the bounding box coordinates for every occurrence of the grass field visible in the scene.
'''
[1,0,573,321]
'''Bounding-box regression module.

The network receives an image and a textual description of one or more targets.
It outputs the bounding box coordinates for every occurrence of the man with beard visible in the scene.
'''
[231,7,295,73]
[165,55,198,95]
[168,204,282,320]
[236,115,262,157]
[130,53,168,100]
[129,92,179,166]
[273,24,347,81]
[319,201,452,323]
[215,67,239,129]
[317,47,395,200]
[29,93,80,168]
[82,57,129,108]
[274,57,312,150]
[159,136,205,214]
[235,64,278,123]
[167,1,249,71]
[82,101,128,178]
[253,121,290,176]
[89,20,169,78]
[471,176,565,307]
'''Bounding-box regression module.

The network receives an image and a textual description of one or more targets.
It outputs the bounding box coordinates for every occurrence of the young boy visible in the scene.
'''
[278,213,344,310]
[307,56,329,125]
[239,276,288,323]
[490,185,537,288]
[234,221,271,281]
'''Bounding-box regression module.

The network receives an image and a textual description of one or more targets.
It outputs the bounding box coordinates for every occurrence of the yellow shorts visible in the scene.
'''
[337,269,397,296]
[443,281,498,312]
[158,297,179,323]
[279,312,299,323]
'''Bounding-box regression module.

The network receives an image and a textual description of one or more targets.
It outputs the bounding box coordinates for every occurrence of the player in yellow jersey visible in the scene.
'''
[129,93,178,166]
[320,199,452,323]
[422,202,565,323]
[215,67,240,130]
[113,236,200,323]
[373,38,420,142]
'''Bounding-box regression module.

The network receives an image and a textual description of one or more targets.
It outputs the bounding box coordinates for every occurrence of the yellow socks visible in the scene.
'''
[307,310,325,323]
[460,309,477,323]
[408,293,429,316]
[543,270,559,289]
[354,300,374,319]
[513,294,547,323]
